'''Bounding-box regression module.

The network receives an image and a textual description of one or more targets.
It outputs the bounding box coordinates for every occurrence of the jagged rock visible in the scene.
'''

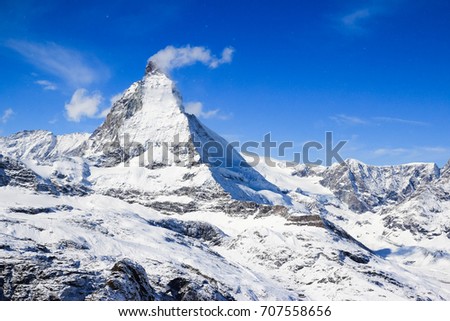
[0,154,90,196]
[165,277,234,301]
[8,207,56,215]
[148,219,226,245]
[295,159,440,213]
[0,255,100,301]
[57,240,90,251]
[149,201,198,214]
[0,154,56,193]
[379,163,450,240]
[89,259,155,301]
[286,214,324,228]
[340,251,371,264]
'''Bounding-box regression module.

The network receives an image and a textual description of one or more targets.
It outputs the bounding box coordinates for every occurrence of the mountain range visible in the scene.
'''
[1,59,449,301]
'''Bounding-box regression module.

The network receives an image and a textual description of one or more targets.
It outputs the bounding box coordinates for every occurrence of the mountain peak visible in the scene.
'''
[443,159,450,173]
[145,59,165,76]
[85,59,188,166]
[344,158,365,167]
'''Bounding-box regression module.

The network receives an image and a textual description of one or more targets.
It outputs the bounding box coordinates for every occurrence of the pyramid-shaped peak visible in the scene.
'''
[87,59,188,166]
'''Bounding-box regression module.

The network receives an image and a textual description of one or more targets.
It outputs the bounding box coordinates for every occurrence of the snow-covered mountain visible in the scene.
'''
[293,159,440,213]
[1,59,449,301]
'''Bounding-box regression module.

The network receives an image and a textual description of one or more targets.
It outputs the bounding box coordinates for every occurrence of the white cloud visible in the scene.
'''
[330,114,368,125]
[149,45,234,72]
[7,40,109,87]
[35,79,57,91]
[185,101,230,120]
[65,89,103,122]
[1,108,14,124]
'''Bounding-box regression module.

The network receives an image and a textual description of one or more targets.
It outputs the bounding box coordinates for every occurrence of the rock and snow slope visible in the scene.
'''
[1,59,449,301]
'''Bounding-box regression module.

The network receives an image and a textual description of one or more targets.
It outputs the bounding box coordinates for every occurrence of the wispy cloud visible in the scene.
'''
[65,88,103,122]
[373,146,449,158]
[340,7,378,33]
[185,101,231,120]
[6,40,109,87]
[331,114,429,127]
[48,117,58,125]
[330,114,368,125]
[35,79,57,91]
[341,8,373,32]
[149,45,234,73]
[1,108,14,124]
[337,0,402,34]
[373,147,409,157]
[373,116,429,126]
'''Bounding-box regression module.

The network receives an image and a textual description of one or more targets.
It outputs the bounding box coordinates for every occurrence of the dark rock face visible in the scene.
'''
[57,240,90,251]
[0,167,7,186]
[8,205,73,215]
[0,154,55,193]
[149,202,198,214]
[383,215,432,236]
[8,207,56,215]
[220,200,289,218]
[148,219,226,245]
[87,82,144,167]
[286,214,324,228]
[0,249,159,302]
[0,154,90,196]
[0,256,100,301]
[165,277,234,301]
[340,251,371,264]
[90,259,155,301]
[0,243,235,302]
[145,61,161,75]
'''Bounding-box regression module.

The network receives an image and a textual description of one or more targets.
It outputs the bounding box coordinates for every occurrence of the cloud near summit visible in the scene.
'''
[149,45,234,72]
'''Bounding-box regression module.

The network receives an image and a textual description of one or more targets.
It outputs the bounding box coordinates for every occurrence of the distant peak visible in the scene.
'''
[444,159,450,172]
[344,158,365,166]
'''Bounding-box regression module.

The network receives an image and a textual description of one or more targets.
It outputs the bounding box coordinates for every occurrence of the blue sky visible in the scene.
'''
[0,0,449,166]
